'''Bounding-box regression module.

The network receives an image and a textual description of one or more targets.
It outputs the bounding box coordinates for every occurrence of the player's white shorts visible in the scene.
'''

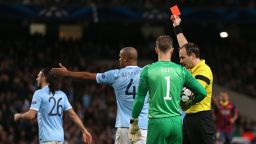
[115,127,147,144]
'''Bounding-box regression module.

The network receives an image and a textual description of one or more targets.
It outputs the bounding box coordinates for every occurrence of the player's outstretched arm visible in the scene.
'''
[51,63,96,80]
[14,109,37,121]
[171,15,188,47]
[66,108,92,144]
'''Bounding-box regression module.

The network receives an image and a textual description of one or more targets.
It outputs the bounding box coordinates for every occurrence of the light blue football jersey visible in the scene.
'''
[30,86,72,143]
[96,66,148,129]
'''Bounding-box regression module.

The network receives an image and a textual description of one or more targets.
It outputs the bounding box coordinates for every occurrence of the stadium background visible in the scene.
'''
[0,0,255,143]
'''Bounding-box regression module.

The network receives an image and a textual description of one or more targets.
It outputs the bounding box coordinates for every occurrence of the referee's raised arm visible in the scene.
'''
[171,15,188,47]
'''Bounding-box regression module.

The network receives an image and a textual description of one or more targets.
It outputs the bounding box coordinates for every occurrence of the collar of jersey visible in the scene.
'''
[125,66,139,68]
[41,85,49,90]
[190,59,205,73]
[159,60,171,62]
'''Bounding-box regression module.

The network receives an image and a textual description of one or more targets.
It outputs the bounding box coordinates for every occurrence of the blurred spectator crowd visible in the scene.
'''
[200,29,256,98]
[0,0,255,8]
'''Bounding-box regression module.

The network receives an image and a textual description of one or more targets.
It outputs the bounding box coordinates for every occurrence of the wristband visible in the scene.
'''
[130,118,138,124]
[174,25,183,35]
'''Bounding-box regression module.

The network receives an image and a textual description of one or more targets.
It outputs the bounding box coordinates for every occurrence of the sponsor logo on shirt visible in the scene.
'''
[32,101,37,104]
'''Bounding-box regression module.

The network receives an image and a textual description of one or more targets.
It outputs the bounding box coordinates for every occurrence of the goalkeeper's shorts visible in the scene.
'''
[147,116,182,144]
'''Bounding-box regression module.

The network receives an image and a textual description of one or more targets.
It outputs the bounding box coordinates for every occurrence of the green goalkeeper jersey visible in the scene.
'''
[132,61,206,119]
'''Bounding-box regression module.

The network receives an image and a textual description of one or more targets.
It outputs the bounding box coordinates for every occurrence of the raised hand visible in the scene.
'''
[170,15,181,27]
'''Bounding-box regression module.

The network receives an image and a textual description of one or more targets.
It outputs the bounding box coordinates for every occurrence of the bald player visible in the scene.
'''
[51,47,148,144]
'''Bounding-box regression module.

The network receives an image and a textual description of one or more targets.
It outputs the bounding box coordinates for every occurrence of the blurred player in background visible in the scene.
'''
[213,91,238,144]
[51,47,148,144]
[171,15,216,144]
[129,35,207,144]
[14,68,92,144]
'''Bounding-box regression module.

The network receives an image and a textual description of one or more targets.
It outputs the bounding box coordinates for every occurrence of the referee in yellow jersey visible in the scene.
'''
[171,15,216,144]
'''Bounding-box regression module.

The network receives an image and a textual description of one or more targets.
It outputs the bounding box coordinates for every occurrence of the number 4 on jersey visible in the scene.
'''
[125,79,136,99]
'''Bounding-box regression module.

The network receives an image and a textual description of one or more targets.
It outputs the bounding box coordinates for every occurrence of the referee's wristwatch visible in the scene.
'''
[130,118,138,124]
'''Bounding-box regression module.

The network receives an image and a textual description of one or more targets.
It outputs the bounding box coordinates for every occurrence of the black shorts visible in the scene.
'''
[183,110,216,144]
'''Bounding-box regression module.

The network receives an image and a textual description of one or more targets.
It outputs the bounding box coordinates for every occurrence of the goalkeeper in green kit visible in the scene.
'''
[128,35,207,144]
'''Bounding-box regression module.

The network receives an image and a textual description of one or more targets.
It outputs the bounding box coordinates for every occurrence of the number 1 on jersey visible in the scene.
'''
[164,76,172,100]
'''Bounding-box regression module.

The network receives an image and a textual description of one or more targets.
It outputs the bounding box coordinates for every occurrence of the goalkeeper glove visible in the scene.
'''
[129,118,141,142]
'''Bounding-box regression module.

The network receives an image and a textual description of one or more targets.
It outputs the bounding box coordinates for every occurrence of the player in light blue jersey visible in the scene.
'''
[14,68,92,144]
[51,47,148,144]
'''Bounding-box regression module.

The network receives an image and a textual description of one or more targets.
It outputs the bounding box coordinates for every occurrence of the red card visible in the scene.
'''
[170,5,181,16]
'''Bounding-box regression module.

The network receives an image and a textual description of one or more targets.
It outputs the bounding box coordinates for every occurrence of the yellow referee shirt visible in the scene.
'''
[186,59,213,114]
